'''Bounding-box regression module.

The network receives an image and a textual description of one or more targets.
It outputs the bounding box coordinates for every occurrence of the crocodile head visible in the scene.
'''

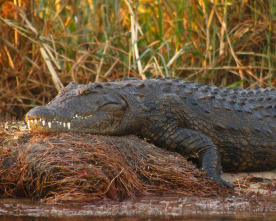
[25,82,128,134]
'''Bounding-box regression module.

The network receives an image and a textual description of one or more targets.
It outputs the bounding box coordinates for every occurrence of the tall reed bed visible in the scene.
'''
[0,0,275,118]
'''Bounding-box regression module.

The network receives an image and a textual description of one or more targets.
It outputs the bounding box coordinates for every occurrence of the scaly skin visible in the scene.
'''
[25,78,276,188]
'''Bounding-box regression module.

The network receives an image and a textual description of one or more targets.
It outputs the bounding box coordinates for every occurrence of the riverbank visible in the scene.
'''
[1,121,276,219]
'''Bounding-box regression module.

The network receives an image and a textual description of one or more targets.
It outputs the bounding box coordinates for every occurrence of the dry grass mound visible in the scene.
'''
[0,130,230,203]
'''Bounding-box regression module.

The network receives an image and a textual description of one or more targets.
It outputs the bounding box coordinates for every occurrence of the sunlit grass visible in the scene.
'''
[0,0,275,118]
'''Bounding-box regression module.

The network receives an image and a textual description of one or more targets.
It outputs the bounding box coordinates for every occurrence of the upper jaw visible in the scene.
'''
[25,106,74,132]
[25,104,101,133]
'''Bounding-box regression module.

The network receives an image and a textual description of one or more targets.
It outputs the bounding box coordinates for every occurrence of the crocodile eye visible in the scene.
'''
[80,89,91,95]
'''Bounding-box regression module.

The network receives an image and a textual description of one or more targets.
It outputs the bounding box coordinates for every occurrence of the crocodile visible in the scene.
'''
[25,78,276,188]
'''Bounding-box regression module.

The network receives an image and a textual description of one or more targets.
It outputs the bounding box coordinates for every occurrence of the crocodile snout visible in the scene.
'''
[25,106,55,122]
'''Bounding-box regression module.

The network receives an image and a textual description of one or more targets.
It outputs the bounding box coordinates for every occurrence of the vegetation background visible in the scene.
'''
[0,0,275,119]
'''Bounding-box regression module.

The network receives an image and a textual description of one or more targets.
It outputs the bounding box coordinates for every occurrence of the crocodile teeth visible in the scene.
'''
[27,117,73,130]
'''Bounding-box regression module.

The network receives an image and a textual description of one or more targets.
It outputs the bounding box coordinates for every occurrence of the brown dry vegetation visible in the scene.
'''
[0,127,231,203]
[0,0,275,119]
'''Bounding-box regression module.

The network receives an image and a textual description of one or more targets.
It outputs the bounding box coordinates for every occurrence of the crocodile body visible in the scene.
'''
[25,78,276,187]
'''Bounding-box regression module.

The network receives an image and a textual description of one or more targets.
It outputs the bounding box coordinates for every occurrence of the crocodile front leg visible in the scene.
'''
[154,128,233,188]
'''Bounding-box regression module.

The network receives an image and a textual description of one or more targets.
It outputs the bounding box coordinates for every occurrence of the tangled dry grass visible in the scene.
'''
[0,127,231,203]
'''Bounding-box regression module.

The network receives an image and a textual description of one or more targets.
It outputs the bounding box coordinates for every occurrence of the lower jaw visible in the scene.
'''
[26,113,97,132]
[26,117,117,134]
[27,119,72,131]
[27,121,101,134]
